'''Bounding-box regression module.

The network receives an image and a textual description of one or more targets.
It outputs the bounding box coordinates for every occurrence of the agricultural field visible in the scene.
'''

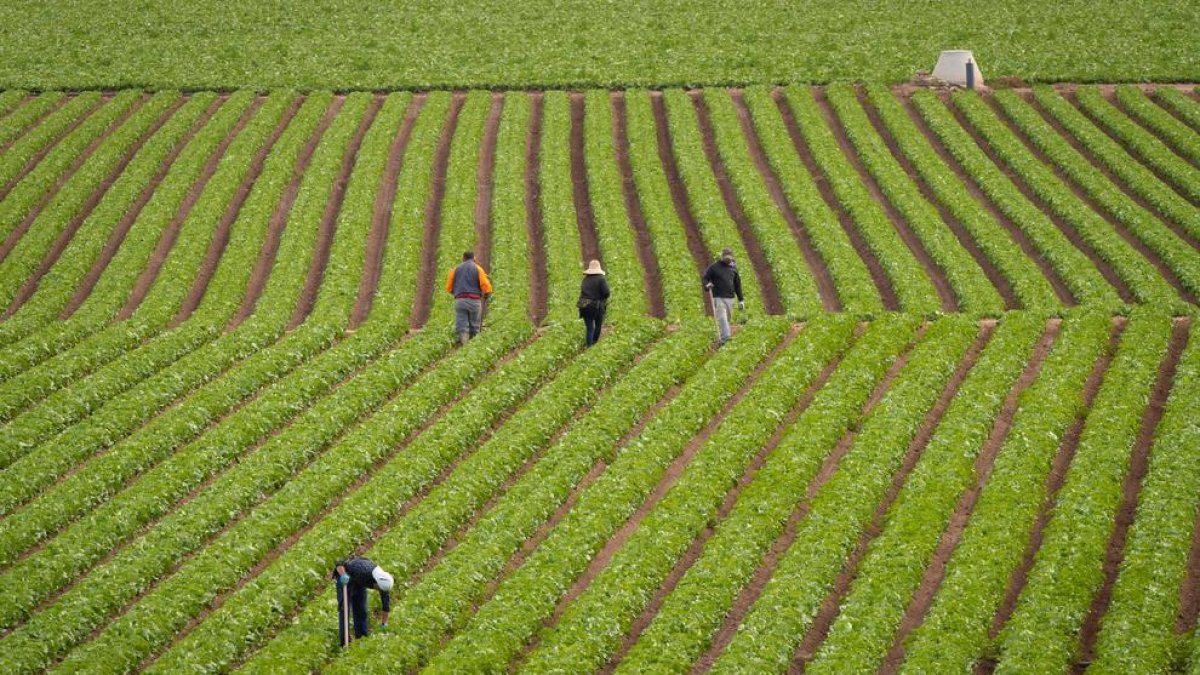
[0,79,1198,675]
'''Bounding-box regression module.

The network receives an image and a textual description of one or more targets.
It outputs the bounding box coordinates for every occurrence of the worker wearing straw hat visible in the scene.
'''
[577,259,610,347]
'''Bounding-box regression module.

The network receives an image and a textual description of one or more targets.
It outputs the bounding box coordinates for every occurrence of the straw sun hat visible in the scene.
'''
[584,260,605,275]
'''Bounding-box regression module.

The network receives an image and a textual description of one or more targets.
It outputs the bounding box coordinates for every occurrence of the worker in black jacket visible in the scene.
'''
[703,248,744,345]
[577,259,611,347]
[333,557,393,642]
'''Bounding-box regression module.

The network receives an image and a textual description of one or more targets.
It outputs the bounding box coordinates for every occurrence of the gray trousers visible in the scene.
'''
[714,296,735,343]
[454,298,482,338]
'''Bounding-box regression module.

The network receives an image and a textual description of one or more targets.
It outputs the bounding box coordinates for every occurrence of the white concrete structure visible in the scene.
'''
[933,50,984,88]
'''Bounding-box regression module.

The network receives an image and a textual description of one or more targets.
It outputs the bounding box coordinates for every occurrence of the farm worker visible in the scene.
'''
[333,556,393,641]
[577,259,611,347]
[445,250,492,346]
[703,247,744,346]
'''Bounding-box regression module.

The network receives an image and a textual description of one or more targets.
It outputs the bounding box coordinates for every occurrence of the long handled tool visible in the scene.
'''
[706,284,721,345]
[338,580,351,647]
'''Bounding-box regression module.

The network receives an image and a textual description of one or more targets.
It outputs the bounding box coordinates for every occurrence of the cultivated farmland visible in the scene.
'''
[0,83,1198,675]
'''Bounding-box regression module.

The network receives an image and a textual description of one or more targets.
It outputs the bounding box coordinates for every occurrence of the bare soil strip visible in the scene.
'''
[787,322,997,670]
[985,95,1197,305]
[880,322,1061,674]
[860,89,1018,310]
[349,95,427,328]
[60,97,228,319]
[650,90,719,313]
[172,97,304,327]
[0,95,108,202]
[228,97,342,329]
[692,324,934,674]
[287,96,384,330]
[525,91,549,325]
[5,97,184,316]
[944,94,1136,305]
[814,87,958,312]
[0,95,148,264]
[116,97,265,321]
[0,95,67,155]
[977,321,1124,672]
[1072,318,1191,672]
[1023,92,1200,256]
[772,88,900,311]
[1064,91,1200,210]
[514,327,803,667]
[897,93,1075,306]
[570,92,603,263]
[1104,89,1200,173]
[690,90,785,315]
[730,89,839,312]
[1177,501,1200,635]
[606,324,872,673]
[475,92,504,269]
[610,91,667,319]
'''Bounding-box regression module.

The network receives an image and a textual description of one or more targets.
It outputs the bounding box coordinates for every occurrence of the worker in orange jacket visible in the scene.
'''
[445,250,492,345]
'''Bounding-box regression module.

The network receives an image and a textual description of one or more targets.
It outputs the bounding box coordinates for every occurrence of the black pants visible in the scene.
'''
[336,581,371,640]
[581,307,604,346]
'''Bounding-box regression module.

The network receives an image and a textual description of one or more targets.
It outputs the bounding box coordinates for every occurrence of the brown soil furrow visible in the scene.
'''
[350,94,426,328]
[116,97,265,321]
[611,323,907,673]
[787,322,996,670]
[689,90,785,315]
[1177,501,1200,635]
[409,92,467,329]
[772,88,900,311]
[108,333,538,665]
[693,324,931,674]
[943,94,1136,305]
[609,91,666,319]
[1105,89,1200,173]
[975,320,1125,672]
[860,89,1018,310]
[512,326,803,668]
[1072,318,1191,673]
[1024,92,1200,256]
[0,94,108,202]
[474,92,504,269]
[286,96,384,330]
[525,91,549,325]
[569,92,602,263]
[1064,91,1200,210]
[171,97,304,327]
[730,89,839,312]
[227,97,342,329]
[984,95,1197,306]
[61,97,229,319]
[650,90,718,316]
[5,97,185,317]
[880,322,1062,674]
[813,87,958,312]
[0,95,148,264]
[897,94,1075,306]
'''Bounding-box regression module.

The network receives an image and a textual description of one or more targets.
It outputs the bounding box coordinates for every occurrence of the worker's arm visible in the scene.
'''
[734,269,744,302]
[445,268,456,294]
[379,590,391,628]
[477,265,493,295]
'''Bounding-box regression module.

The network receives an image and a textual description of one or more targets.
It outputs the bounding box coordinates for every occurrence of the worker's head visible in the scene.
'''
[372,567,394,592]
[721,247,734,264]
[462,250,475,261]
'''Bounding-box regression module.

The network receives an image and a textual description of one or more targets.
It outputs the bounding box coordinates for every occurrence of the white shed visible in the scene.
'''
[932,50,984,88]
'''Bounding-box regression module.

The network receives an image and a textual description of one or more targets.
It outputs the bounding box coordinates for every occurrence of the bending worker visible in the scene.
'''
[333,556,394,641]
[445,250,493,345]
[703,247,745,345]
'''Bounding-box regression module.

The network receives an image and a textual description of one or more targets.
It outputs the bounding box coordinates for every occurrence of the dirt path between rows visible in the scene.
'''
[772,88,899,311]
[1177,500,1200,636]
[5,97,183,317]
[690,90,784,315]
[730,89,839,312]
[569,92,602,264]
[609,91,666,318]
[228,97,342,329]
[860,89,1017,310]
[787,322,996,672]
[0,95,108,203]
[525,92,549,325]
[880,322,1061,673]
[60,98,228,318]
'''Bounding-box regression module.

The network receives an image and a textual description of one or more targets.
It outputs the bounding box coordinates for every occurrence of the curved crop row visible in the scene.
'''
[0,92,105,205]
[0,92,62,149]
[478,91,531,320]
[537,91,586,322]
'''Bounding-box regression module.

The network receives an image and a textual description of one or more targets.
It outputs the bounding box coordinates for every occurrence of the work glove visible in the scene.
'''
[738,301,745,311]
[338,573,350,585]
[704,283,713,290]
